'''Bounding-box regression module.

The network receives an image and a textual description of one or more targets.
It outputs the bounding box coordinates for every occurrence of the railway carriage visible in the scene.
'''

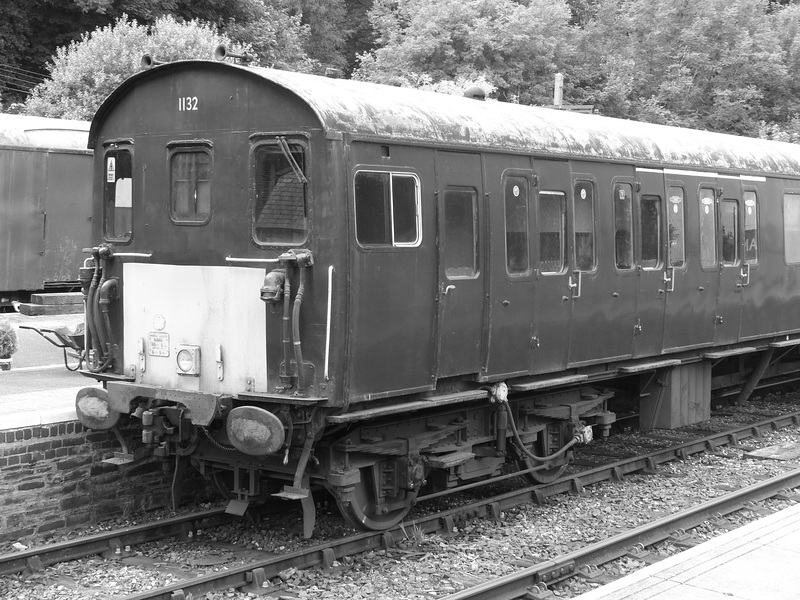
[76,54,800,535]
[0,114,92,305]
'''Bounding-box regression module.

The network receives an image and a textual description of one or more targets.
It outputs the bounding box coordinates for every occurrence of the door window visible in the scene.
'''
[574,180,595,271]
[744,191,758,264]
[504,176,530,274]
[667,186,686,267]
[103,148,132,241]
[784,192,800,264]
[700,188,717,269]
[443,187,478,278]
[640,195,662,270]
[720,199,739,266]
[538,191,566,274]
[613,183,633,270]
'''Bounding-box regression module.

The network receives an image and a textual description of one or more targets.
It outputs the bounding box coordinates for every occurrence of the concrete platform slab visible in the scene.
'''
[574,502,800,600]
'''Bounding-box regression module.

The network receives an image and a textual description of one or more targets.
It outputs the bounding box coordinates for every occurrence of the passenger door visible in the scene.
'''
[530,159,572,374]
[435,151,485,378]
[483,157,537,378]
[633,169,667,357]
[715,179,744,345]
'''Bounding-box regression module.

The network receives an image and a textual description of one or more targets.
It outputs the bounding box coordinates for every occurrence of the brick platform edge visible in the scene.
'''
[0,420,207,544]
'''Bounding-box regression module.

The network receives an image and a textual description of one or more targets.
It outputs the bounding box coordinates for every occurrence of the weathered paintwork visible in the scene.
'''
[92,62,800,177]
[0,114,91,296]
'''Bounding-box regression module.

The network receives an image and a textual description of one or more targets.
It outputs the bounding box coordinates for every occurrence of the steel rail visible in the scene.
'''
[1,410,797,588]
[118,410,800,600]
[0,507,233,577]
[439,467,800,600]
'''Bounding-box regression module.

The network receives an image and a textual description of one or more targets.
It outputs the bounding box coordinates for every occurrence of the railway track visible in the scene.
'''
[3,409,799,598]
[439,467,800,600]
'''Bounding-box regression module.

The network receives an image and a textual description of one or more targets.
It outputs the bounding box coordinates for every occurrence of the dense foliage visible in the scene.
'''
[10,0,800,139]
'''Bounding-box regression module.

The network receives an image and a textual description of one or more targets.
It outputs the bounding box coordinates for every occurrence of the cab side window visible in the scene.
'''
[103,147,132,241]
[253,140,308,244]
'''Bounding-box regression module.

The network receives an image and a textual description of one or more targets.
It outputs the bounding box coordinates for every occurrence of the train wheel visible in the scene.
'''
[516,456,567,484]
[335,466,417,531]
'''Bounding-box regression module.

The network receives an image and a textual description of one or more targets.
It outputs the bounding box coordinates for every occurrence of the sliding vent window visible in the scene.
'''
[103,148,132,241]
[254,141,308,244]
[169,145,211,224]
[355,171,421,247]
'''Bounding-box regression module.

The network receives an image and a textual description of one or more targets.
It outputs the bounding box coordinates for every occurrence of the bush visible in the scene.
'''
[0,319,18,358]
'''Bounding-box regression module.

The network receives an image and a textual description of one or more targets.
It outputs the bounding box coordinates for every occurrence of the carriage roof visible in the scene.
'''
[91,60,800,178]
[0,113,90,152]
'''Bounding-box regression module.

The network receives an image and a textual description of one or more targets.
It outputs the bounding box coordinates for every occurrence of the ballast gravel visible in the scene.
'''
[2,393,800,600]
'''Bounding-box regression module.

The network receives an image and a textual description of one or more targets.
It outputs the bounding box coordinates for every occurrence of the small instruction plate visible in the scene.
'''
[148,332,170,357]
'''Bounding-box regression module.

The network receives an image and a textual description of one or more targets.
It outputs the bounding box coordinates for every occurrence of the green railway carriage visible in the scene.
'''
[76,57,800,535]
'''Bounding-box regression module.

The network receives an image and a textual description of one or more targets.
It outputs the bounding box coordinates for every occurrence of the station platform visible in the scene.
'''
[575,501,800,600]
[0,384,87,430]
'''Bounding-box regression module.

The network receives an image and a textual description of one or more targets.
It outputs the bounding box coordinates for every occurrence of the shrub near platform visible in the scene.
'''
[0,419,206,544]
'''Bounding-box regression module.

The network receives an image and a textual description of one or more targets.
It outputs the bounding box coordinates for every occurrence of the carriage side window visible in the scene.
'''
[667,186,686,267]
[640,194,662,270]
[538,191,566,273]
[574,180,595,271]
[720,199,739,265]
[613,183,633,270]
[254,142,308,244]
[355,171,421,247]
[744,191,758,264]
[443,187,478,278]
[784,192,800,264]
[505,176,530,274]
[699,187,717,268]
[169,145,211,224]
[103,148,132,241]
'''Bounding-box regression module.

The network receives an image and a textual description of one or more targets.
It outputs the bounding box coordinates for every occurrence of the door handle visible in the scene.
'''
[443,284,456,295]
[568,271,582,299]
[664,267,675,293]
[740,263,751,287]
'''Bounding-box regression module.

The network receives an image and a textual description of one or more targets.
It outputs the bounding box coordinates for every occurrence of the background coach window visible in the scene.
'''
[355,171,421,247]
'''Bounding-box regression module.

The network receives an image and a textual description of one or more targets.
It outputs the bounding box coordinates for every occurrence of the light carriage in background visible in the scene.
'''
[76,55,800,535]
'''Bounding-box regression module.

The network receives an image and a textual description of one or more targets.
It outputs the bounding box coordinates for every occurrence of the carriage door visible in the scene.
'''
[633,169,667,357]
[715,180,744,345]
[530,159,572,374]
[435,152,485,378]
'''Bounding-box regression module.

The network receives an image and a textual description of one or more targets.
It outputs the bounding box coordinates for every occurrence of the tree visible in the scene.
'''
[354,0,575,104]
[24,15,243,120]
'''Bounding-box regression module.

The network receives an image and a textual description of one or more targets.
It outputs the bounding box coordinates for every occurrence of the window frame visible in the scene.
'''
[699,186,718,270]
[537,189,568,275]
[783,190,800,266]
[102,140,134,243]
[353,168,422,249]
[250,134,310,247]
[742,188,759,266]
[167,139,213,226]
[573,178,597,273]
[442,185,479,280]
[503,174,531,276]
